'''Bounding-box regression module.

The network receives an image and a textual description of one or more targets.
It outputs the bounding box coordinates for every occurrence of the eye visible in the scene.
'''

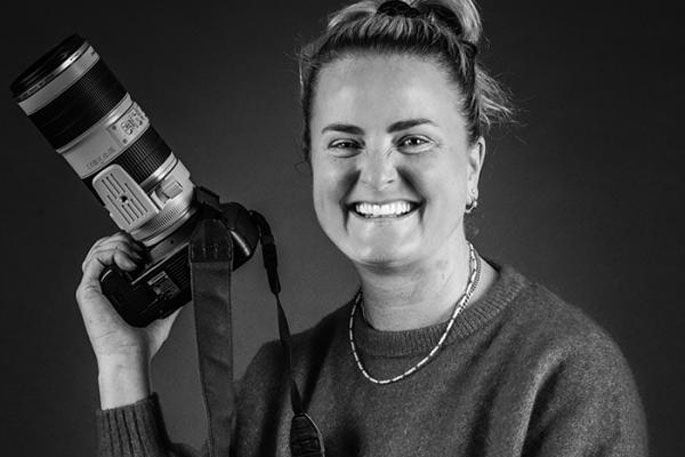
[327,139,363,157]
[397,135,432,153]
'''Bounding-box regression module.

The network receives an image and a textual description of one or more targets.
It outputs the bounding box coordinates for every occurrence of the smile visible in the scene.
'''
[349,200,421,219]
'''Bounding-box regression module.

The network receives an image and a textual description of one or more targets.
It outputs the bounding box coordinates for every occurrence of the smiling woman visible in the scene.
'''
[88,0,648,456]
[312,55,481,292]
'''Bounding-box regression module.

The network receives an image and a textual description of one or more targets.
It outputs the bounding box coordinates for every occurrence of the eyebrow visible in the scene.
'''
[387,118,436,133]
[321,123,364,135]
[321,118,436,135]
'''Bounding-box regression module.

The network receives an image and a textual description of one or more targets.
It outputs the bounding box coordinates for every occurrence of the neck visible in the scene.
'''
[355,235,494,331]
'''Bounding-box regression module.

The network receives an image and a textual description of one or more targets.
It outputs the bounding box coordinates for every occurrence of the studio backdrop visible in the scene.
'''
[0,1,682,455]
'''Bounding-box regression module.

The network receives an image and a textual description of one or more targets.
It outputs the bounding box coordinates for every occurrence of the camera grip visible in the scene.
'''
[100,252,190,328]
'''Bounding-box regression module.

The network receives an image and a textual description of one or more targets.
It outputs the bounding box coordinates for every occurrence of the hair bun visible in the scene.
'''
[416,0,482,44]
[377,0,421,17]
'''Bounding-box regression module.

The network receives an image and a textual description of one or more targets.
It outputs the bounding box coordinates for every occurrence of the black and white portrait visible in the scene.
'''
[1,1,681,455]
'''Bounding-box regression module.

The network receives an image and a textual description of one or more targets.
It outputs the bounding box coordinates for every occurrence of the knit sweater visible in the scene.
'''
[95,264,648,456]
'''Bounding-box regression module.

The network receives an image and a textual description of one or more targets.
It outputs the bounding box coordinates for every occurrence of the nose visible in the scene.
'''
[358,148,398,190]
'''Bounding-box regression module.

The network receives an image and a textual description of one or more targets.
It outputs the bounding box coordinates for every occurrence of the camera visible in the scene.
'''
[11,34,260,327]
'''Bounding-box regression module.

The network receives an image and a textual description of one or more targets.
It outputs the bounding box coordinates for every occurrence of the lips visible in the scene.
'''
[346,200,422,219]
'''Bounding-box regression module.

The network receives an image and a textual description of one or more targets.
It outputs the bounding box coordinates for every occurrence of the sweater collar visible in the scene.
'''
[351,263,528,357]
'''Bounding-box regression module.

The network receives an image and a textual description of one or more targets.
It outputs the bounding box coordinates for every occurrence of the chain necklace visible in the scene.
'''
[348,243,481,385]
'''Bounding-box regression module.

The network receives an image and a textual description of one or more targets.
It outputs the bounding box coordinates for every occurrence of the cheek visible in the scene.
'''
[437,166,467,202]
[311,172,329,224]
[408,154,466,205]
[311,158,348,218]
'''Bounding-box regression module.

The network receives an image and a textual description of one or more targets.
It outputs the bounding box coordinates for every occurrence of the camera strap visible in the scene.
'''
[250,211,326,457]
[189,209,325,457]
[190,218,235,457]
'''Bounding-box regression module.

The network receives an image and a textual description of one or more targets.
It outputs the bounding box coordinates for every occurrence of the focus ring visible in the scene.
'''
[83,126,172,193]
[29,59,126,148]
[111,126,172,183]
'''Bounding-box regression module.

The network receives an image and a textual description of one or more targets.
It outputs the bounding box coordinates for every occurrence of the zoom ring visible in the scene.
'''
[29,59,127,148]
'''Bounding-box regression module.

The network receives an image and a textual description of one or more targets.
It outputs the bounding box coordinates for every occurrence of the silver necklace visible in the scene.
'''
[348,243,481,385]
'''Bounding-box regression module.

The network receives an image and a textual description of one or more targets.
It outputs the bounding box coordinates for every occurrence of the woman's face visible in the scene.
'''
[310,54,484,270]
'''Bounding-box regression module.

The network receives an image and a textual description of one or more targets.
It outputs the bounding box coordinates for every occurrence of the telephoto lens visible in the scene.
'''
[11,34,258,326]
[11,34,195,245]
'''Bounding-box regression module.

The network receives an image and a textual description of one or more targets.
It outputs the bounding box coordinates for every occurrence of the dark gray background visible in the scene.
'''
[1,1,682,455]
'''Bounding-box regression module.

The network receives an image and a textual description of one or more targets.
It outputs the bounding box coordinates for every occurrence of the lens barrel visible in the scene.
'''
[11,34,196,246]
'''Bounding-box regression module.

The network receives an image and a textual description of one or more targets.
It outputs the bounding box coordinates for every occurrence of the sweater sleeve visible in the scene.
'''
[522,333,648,457]
[95,393,208,457]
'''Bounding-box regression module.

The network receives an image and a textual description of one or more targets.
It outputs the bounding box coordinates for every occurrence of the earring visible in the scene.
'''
[465,190,479,214]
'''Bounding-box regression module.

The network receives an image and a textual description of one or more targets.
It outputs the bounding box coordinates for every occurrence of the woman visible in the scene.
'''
[78,0,648,455]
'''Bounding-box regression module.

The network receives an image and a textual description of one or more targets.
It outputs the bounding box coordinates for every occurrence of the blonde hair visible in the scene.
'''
[299,0,512,160]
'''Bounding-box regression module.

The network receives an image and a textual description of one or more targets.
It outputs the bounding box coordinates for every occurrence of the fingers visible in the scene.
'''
[84,231,144,263]
[84,232,126,258]
[81,232,146,272]
[84,244,143,270]
[80,233,148,290]
[81,248,142,283]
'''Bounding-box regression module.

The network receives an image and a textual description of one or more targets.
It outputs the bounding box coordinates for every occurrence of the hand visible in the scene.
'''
[75,231,181,367]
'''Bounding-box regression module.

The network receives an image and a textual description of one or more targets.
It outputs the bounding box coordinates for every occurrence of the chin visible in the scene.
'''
[349,245,418,270]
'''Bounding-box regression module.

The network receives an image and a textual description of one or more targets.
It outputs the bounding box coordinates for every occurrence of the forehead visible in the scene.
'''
[312,53,463,127]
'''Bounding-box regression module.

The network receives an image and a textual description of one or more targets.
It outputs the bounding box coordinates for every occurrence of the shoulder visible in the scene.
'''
[290,298,352,356]
[510,270,622,360]
[235,295,353,428]
[239,295,353,384]
[496,265,642,405]
[495,266,647,453]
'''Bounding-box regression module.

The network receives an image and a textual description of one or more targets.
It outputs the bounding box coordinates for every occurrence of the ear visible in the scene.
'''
[466,136,486,197]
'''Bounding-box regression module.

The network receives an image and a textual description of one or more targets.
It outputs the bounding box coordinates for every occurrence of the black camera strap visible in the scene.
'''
[190,218,235,457]
[189,210,325,457]
[250,211,326,457]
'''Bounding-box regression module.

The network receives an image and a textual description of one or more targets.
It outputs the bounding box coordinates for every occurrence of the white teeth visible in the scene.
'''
[354,201,414,218]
